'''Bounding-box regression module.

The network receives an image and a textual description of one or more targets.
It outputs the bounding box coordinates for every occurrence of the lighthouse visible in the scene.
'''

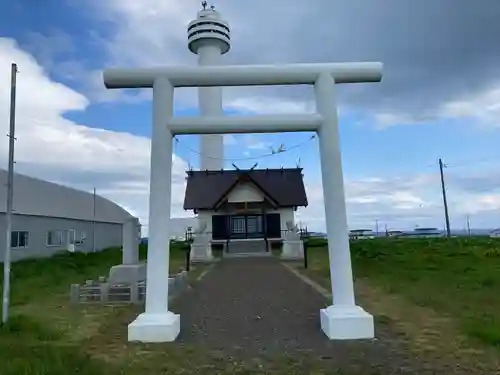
[188,2,231,170]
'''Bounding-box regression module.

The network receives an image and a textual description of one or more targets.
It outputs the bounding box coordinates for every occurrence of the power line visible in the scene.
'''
[173,134,316,161]
[445,156,500,169]
[424,154,499,169]
[176,132,496,171]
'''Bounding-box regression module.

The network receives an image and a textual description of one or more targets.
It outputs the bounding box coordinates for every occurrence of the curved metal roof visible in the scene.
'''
[0,169,134,224]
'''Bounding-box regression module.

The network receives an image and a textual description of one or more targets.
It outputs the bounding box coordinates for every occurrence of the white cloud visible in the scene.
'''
[22,0,498,132]
[3,36,499,238]
[76,0,320,114]
[247,142,267,150]
[223,134,237,146]
[456,193,500,214]
[375,83,500,128]
[0,38,191,236]
[88,0,194,67]
[226,97,315,115]
[374,112,424,127]
[242,135,270,150]
[22,30,76,69]
[297,170,500,233]
[7,0,500,237]
[440,85,500,126]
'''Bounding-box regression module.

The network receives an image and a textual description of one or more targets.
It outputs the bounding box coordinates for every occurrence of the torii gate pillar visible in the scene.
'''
[103,62,383,342]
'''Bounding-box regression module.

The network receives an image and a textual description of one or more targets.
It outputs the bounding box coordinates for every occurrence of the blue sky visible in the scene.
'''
[1,0,500,232]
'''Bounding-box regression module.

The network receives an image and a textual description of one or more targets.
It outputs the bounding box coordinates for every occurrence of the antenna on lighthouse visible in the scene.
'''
[201,1,207,10]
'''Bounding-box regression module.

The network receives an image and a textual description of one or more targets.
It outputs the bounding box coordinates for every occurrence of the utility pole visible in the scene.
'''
[375,220,379,237]
[92,187,96,252]
[2,63,18,325]
[466,214,471,237]
[439,158,451,238]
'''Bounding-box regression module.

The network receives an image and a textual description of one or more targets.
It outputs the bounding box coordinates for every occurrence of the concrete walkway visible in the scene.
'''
[170,257,430,373]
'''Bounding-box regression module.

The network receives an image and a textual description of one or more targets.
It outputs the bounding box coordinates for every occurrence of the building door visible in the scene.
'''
[265,213,281,238]
[230,216,246,238]
[246,215,263,238]
[230,215,264,238]
[212,215,229,240]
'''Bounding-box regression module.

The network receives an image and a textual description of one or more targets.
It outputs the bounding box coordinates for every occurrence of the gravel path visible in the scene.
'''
[170,257,443,374]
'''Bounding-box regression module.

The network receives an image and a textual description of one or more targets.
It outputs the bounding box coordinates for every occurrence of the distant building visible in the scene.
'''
[349,229,375,240]
[0,169,137,262]
[386,230,404,238]
[308,231,327,238]
[489,229,500,238]
[404,227,443,238]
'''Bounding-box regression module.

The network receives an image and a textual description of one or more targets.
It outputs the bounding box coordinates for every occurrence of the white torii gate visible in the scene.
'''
[103,61,383,343]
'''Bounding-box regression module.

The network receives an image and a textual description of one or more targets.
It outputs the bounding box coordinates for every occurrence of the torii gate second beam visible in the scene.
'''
[103,61,383,343]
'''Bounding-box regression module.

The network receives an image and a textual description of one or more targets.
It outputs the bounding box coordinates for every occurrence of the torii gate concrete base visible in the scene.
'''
[320,305,374,340]
[108,217,146,285]
[128,311,180,342]
[103,62,383,343]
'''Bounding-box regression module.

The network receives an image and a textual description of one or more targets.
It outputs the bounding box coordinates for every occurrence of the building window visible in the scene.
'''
[188,29,230,40]
[11,231,29,249]
[187,21,231,33]
[231,216,246,235]
[75,231,86,245]
[47,230,64,246]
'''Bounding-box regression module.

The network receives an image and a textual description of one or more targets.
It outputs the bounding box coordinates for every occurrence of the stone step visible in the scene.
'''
[227,239,268,254]
[224,252,272,258]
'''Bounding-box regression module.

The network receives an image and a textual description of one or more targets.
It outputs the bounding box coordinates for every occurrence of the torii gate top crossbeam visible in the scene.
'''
[103,62,383,89]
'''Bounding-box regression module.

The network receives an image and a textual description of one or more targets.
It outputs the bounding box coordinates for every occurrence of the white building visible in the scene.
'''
[182,6,311,254]
[349,229,375,240]
[490,229,500,238]
[0,169,138,262]
[183,168,308,253]
[406,227,443,238]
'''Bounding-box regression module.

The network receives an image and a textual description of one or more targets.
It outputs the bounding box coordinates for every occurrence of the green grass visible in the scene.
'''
[3,237,500,374]
[1,243,188,306]
[0,242,336,375]
[0,242,196,375]
[305,237,500,348]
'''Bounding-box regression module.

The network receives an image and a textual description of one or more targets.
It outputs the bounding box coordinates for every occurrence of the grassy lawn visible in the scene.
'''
[299,237,500,368]
[2,237,500,374]
[0,242,211,375]
[0,245,329,375]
